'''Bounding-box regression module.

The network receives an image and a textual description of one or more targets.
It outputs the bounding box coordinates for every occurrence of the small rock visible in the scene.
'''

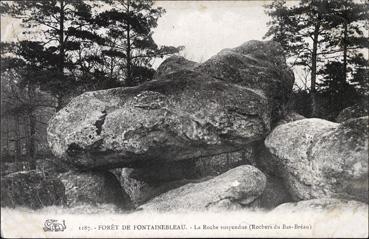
[116,149,255,205]
[138,165,266,212]
[58,171,133,209]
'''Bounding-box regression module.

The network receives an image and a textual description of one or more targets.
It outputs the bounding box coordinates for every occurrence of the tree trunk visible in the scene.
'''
[56,95,63,112]
[310,24,320,117]
[59,0,65,76]
[14,115,21,163]
[5,116,10,157]
[125,0,132,86]
[343,21,348,83]
[28,114,37,170]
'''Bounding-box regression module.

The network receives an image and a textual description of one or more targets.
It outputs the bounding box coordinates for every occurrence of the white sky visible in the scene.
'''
[153,1,273,64]
[1,0,277,65]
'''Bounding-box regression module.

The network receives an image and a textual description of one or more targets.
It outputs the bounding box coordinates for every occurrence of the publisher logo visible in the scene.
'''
[43,219,66,232]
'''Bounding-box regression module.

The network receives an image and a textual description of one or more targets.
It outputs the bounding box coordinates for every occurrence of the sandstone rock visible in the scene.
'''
[58,171,133,209]
[154,55,198,79]
[1,170,65,209]
[264,117,368,202]
[336,103,368,123]
[48,71,270,169]
[271,198,368,214]
[254,112,305,177]
[196,40,294,122]
[138,165,266,212]
[117,148,254,205]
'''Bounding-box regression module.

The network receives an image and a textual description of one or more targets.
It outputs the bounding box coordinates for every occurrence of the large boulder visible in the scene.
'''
[336,103,368,123]
[48,40,293,170]
[116,148,255,205]
[196,40,294,122]
[58,171,133,209]
[138,165,266,212]
[48,71,270,169]
[1,170,65,209]
[265,117,368,202]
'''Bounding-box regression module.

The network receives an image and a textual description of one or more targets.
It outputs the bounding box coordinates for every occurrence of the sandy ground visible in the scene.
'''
[1,204,368,238]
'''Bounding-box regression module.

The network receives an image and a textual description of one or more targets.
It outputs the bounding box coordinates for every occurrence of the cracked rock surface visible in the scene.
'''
[137,165,266,212]
[47,40,293,170]
[264,117,368,202]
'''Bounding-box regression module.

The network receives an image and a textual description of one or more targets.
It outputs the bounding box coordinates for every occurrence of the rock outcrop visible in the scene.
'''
[59,171,133,209]
[138,165,266,212]
[48,40,294,170]
[1,171,65,209]
[265,117,368,202]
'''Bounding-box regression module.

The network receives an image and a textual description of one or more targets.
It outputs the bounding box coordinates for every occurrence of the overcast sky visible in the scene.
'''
[1,1,277,64]
[153,1,273,64]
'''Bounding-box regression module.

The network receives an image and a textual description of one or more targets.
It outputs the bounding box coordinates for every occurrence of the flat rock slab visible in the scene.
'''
[265,117,368,202]
[48,72,270,169]
[138,165,266,212]
[47,40,294,170]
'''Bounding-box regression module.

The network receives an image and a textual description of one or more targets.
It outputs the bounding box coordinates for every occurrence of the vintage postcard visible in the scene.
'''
[1,0,368,238]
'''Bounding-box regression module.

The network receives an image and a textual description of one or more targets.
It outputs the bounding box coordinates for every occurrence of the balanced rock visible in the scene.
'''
[48,40,293,170]
[48,72,269,169]
[59,171,133,209]
[265,117,368,202]
[138,165,266,212]
[1,170,65,209]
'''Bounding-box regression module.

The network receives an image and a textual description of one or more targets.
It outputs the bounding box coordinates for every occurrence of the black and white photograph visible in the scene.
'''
[0,0,368,238]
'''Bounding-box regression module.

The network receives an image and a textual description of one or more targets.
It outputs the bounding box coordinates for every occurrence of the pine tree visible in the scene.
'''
[322,0,369,83]
[95,0,183,86]
[1,0,103,110]
[265,0,336,116]
[264,0,368,116]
